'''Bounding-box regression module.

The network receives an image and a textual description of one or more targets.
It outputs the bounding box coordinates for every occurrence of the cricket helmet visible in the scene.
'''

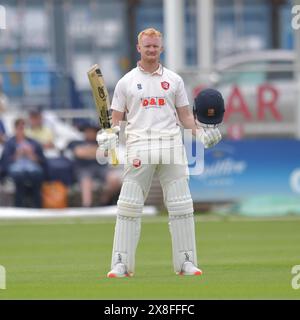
[193,88,225,125]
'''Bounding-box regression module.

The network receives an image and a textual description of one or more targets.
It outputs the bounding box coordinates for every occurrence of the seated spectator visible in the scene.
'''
[0,118,6,144]
[25,106,55,150]
[0,120,5,180]
[0,118,6,180]
[0,75,8,114]
[0,118,48,208]
[67,121,121,207]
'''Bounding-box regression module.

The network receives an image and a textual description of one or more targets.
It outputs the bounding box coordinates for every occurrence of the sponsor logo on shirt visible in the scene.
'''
[141,97,166,108]
[161,81,170,90]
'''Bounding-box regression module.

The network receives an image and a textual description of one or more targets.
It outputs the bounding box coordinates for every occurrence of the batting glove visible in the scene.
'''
[96,126,120,151]
[196,124,222,148]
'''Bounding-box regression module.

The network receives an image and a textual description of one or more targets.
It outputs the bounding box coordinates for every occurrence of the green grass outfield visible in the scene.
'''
[0,215,300,299]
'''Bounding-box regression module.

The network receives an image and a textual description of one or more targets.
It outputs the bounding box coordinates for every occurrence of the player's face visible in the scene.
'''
[137,35,163,63]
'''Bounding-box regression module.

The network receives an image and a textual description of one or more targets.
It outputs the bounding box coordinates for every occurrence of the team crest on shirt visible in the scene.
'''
[133,158,141,168]
[137,83,142,90]
[161,81,170,90]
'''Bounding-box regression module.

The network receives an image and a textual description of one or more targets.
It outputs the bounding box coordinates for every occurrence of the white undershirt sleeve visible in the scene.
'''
[175,76,190,108]
[111,78,127,112]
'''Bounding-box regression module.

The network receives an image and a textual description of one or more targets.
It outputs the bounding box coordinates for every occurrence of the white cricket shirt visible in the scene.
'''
[111,63,189,149]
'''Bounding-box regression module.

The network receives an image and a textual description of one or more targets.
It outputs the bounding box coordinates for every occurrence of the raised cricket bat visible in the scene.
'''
[87,64,119,166]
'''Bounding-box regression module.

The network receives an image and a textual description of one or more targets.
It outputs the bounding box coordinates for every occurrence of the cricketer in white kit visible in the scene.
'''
[97,28,223,277]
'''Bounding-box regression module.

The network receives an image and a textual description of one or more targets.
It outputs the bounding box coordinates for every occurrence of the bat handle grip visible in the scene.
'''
[110,149,119,166]
[105,128,119,166]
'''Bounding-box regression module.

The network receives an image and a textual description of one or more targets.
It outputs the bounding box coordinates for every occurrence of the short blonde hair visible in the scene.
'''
[137,28,163,44]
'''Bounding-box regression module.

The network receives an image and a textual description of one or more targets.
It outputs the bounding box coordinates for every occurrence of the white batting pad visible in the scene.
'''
[163,177,197,272]
[111,180,144,273]
[163,178,194,216]
[117,180,145,216]
[111,214,141,274]
[169,213,198,273]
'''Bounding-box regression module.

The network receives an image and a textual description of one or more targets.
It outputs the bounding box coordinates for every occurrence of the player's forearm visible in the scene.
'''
[176,106,201,136]
[180,114,198,136]
[111,110,125,127]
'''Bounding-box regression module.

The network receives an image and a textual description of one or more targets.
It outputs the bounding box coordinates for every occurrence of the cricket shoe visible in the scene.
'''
[107,263,130,278]
[178,261,203,276]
